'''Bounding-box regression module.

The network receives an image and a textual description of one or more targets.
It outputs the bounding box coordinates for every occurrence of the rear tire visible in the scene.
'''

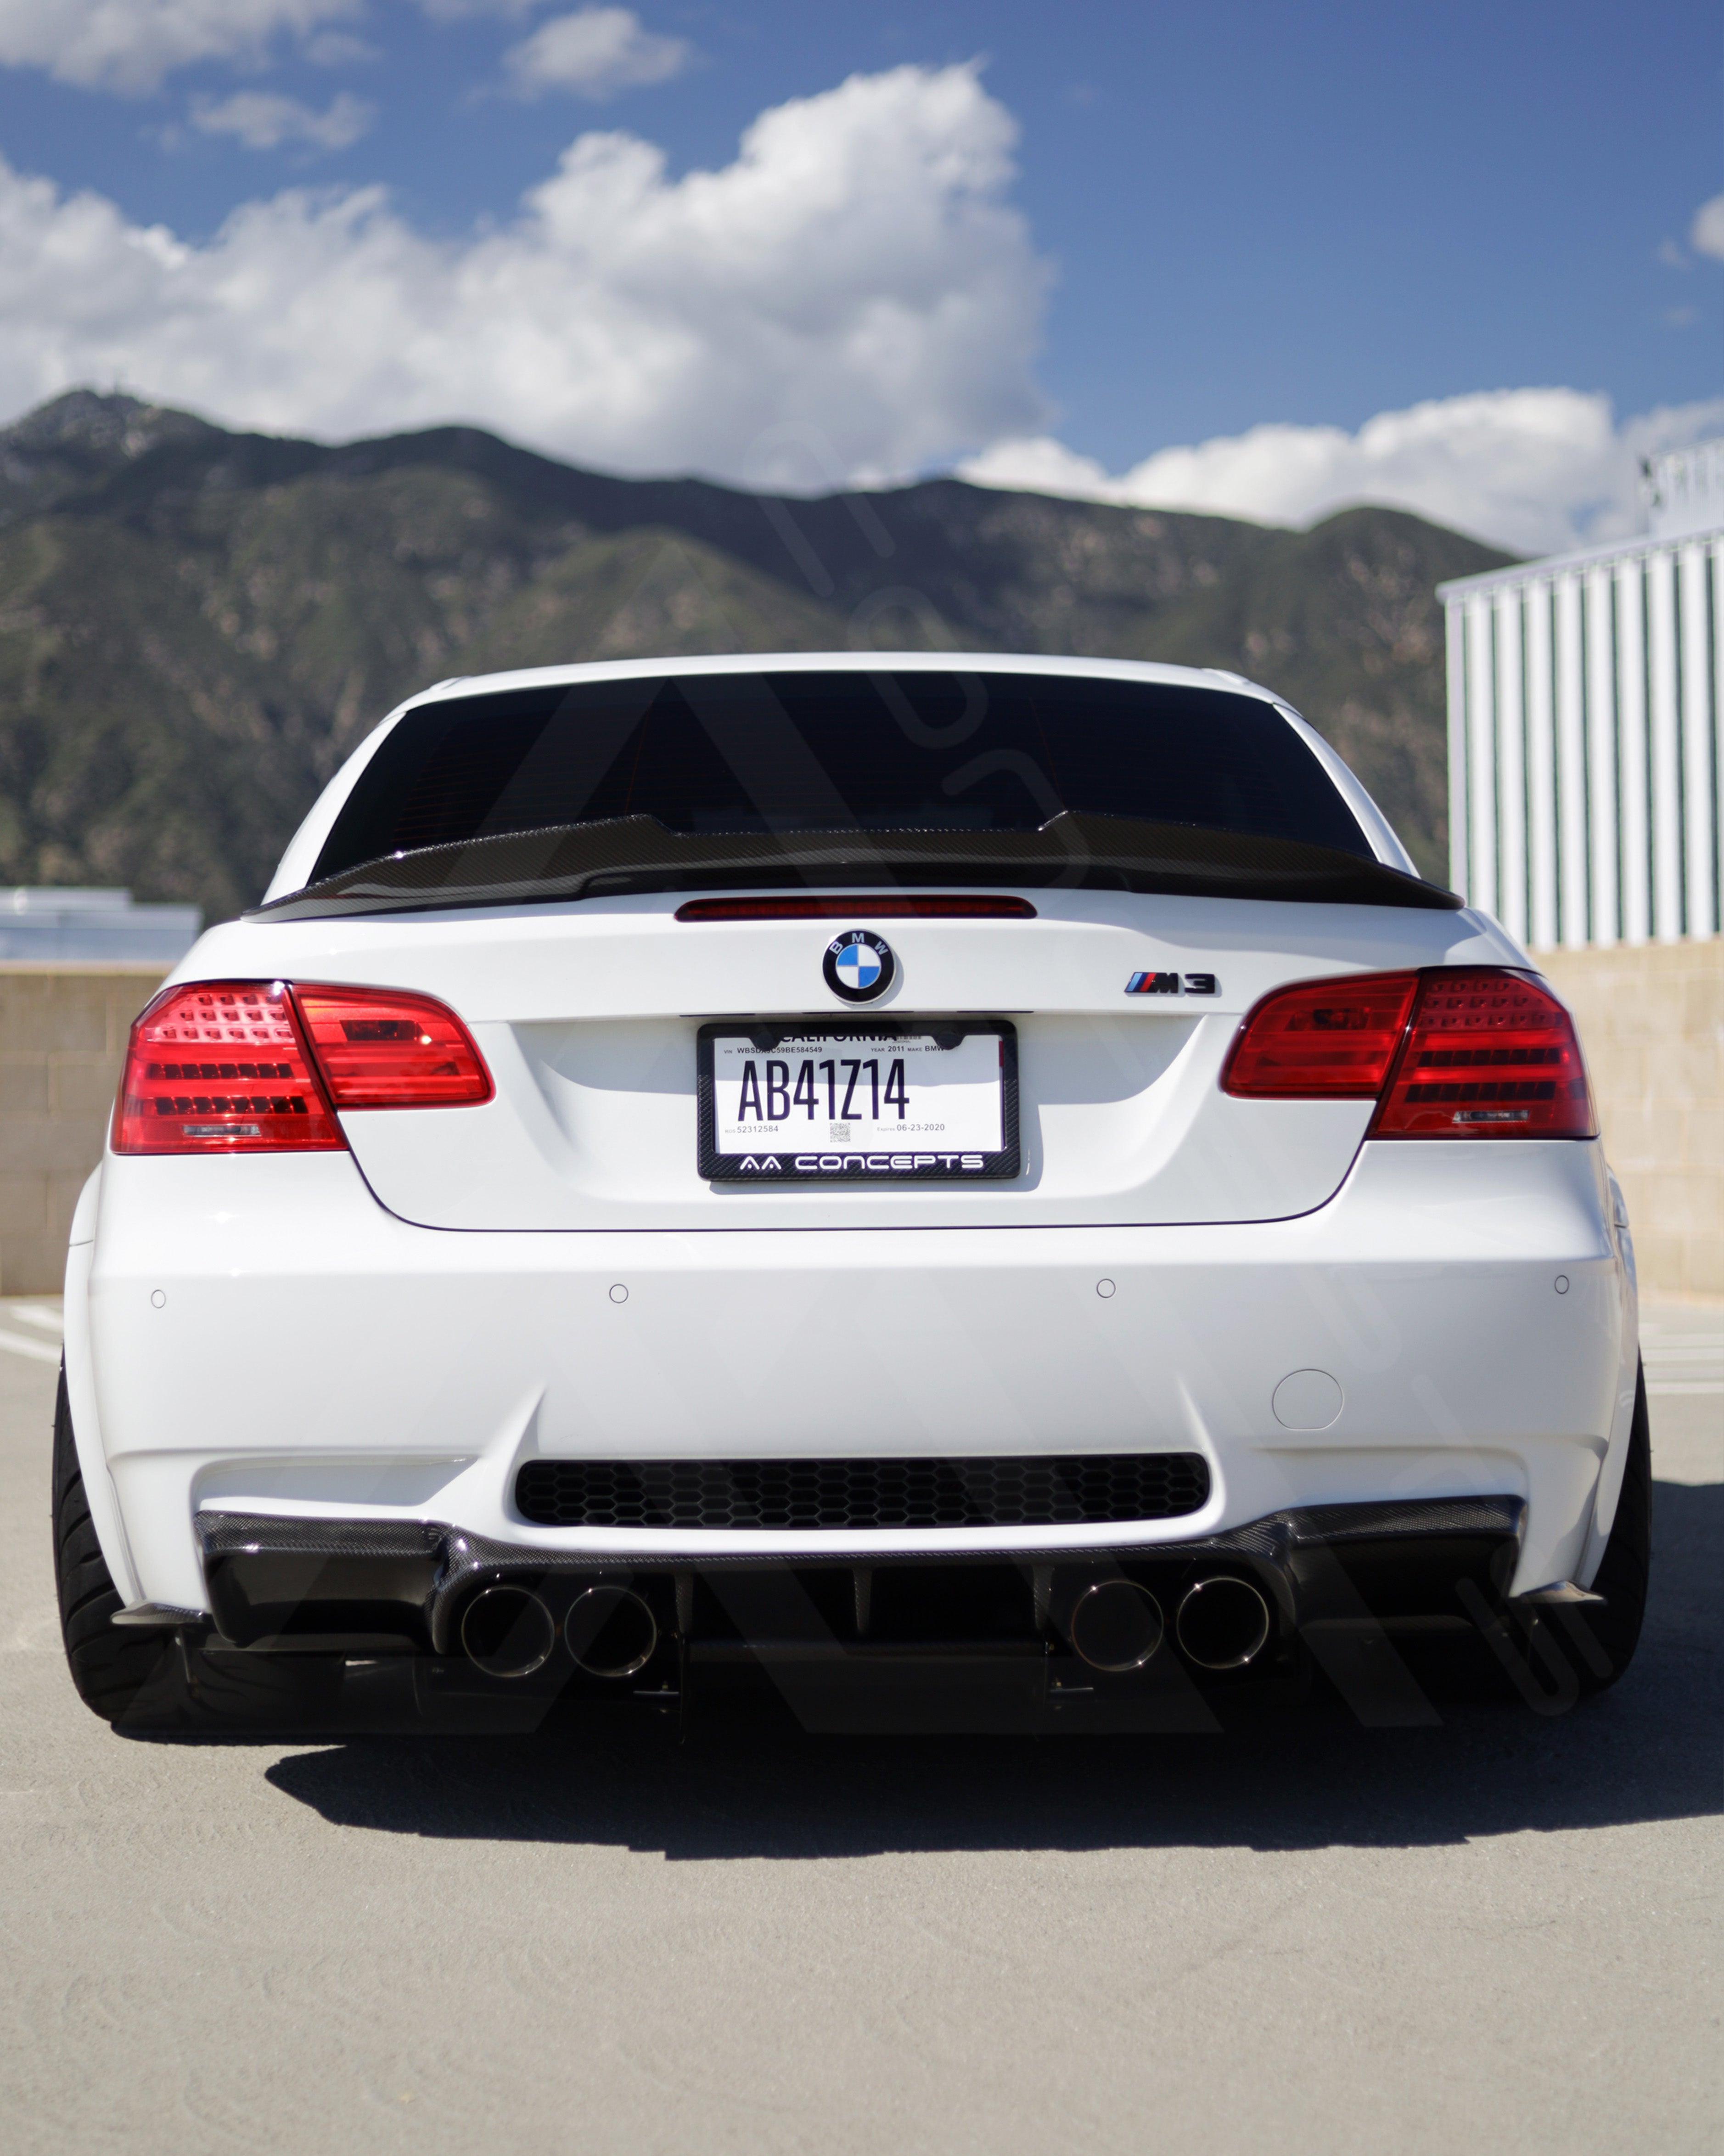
[1420,1360,1651,1707]
[52,1367,175,1720]
[1566,1356,1651,1692]
[1491,1357,1651,1704]
[51,1366,342,1729]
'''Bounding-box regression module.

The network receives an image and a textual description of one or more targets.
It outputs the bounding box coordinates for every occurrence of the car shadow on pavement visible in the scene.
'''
[258,1477,1721,1858]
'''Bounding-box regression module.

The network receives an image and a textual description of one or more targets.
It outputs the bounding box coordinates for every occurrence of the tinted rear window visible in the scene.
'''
[314,670,1369,883]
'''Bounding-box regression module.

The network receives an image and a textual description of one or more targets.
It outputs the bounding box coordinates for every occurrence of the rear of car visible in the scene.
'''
[54,655,1646,1731]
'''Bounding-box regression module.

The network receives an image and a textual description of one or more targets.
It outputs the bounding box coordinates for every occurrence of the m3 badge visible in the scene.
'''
[1126,971,1219,996]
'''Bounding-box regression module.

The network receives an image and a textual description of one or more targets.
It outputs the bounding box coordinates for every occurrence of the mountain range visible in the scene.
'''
[0,391,1511,918]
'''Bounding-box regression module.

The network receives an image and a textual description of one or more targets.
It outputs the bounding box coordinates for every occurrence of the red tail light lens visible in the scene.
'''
[1221,973,1419,1098]
[1372,969,1595,1138]
[113,981,494,1150]
[295,986,493,1108]
[112,982,344,1153]
[1222,964,1596,1138]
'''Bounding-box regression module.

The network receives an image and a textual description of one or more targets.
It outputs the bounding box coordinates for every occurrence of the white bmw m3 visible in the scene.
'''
[53,654,1649,1731]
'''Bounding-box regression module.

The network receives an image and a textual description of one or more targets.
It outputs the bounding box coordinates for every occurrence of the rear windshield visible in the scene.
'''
[313,670,1370,884]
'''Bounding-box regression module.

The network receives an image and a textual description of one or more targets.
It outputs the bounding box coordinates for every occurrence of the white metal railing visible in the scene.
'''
[1438,529,1723,947]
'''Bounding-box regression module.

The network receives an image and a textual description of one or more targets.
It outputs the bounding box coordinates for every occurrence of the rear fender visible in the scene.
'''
[62,1169,144,1606]
[1578,1163,1640,1582]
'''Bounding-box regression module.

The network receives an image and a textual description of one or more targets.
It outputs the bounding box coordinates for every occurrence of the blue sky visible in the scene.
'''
[0,1,1718,547]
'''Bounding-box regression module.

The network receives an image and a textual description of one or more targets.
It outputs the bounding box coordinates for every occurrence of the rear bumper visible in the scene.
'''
[71,1136,1637,1619]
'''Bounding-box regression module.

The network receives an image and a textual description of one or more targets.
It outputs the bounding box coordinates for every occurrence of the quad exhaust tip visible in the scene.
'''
[1175,1575,1273,1671]
[1068,1579,1165,1672]
[460,1585,556,1678]
[565,1585,658,1679]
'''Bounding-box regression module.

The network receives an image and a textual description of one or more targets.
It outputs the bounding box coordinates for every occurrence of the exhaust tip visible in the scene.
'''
[1068,1579,1164,1672]
[566,1585,657,1679]
[460,1585,556,1678]
[1175,1576,1272,1671]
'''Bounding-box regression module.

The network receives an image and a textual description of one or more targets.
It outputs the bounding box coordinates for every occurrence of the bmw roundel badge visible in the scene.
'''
[823,929,895,1003]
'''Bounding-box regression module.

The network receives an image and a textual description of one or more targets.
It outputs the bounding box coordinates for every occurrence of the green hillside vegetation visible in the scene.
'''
[0,391,1511,918]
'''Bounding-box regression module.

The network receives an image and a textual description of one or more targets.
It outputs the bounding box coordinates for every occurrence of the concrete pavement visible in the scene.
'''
[0,1298,1718,2155]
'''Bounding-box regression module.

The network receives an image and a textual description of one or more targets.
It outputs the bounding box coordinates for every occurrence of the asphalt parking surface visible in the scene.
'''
[0,1300,1718,2154]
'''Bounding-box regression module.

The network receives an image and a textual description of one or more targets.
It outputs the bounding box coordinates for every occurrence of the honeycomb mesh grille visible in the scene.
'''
[515,1454,1211,1531]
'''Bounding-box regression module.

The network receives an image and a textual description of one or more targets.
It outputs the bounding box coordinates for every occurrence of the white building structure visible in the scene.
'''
[1437,443,1723,948]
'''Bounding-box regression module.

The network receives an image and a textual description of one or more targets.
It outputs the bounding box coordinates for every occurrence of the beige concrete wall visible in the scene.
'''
[1539,939,1724,1301]
[0,965,166,1294]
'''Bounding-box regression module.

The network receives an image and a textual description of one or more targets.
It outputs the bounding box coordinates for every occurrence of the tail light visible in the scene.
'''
[1370,968,1595,1137]
[1220,973,1420,1098]
[112,982,343,1153]
[112,981,493,1153]
[294,986,492,1107]
[1223,966,1596,1138]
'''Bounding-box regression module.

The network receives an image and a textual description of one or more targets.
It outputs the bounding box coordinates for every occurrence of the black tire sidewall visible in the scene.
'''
[52,1367,343,1730]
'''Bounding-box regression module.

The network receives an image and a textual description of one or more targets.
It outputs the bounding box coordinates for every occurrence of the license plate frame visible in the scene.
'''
[697,1019,1020,1185]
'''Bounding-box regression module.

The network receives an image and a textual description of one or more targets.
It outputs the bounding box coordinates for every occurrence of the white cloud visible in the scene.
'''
[0,62,1048,489]
[959,434,1117,500]
[1690,193,1724,262]
[960,388,1724,556]
[0,0,359,95]
[304,28,377,65]
[192,88,374,150]
[505,7,689,99]
[415,0,543,17]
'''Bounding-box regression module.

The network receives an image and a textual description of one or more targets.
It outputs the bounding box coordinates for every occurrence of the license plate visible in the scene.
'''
[698,1021,1019,1183]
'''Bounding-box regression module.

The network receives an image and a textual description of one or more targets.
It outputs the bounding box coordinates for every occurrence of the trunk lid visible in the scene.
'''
[197,889,1505,1230]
